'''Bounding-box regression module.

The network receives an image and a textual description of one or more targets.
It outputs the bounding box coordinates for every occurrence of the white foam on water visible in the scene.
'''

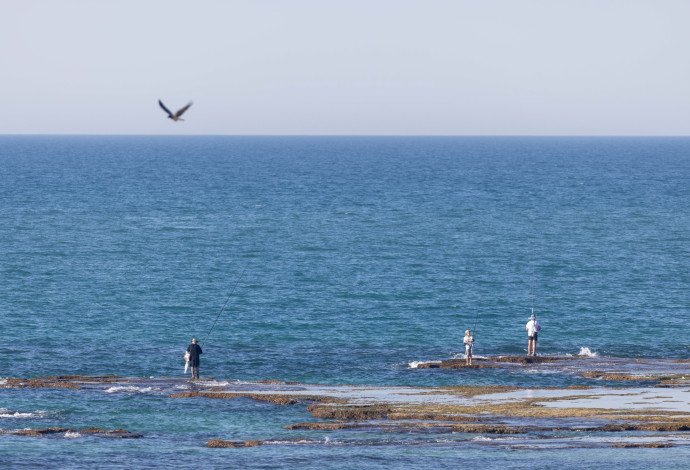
[64,431,82,439]
[525,368,560,375]
[104,386,156,394]
[0,408,52,419]
[408,361,441,369]
[202,380,240,387]
[578,347,597,357]
[450,352,487,358]
[471,435,521,441]
[0,411,35,418]
[265,439,329,445]
[450,353,488,360]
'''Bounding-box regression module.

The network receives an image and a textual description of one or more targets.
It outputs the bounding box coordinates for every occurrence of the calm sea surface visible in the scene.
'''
[1,136,689,467]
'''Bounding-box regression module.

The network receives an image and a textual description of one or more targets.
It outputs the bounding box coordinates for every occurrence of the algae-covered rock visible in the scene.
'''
[207,439,261,448]
[307,404,390,420]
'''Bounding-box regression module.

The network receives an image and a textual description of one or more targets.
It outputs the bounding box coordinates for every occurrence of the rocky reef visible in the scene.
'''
[0,427,142,438]
[4,355,690,449]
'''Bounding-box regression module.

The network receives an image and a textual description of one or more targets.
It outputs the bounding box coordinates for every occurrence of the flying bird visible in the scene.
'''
[158,99,193,121]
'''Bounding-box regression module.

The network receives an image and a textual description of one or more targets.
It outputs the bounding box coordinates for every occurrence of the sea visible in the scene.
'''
[1,135,689,468]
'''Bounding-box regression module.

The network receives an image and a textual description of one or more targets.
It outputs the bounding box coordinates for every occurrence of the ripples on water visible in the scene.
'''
[1,136,688,467]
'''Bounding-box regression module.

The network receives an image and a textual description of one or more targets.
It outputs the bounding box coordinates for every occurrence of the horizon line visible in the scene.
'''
[2,133,690,138]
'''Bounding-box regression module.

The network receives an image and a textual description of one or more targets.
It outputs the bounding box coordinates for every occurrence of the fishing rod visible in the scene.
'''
[201,265,248,347]
[531,247,535,315]
[472,309,479,338]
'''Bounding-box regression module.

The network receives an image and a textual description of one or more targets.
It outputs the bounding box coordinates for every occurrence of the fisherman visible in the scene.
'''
[526,314,541,356]
[186,338,203,379]
[463,330,474,365]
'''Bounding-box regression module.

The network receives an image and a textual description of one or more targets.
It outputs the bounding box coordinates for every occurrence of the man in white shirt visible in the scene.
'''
[526,314,541,356]
[463,330,474,365]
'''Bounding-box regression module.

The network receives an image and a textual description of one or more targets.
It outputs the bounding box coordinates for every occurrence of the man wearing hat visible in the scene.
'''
[525,314,541,356]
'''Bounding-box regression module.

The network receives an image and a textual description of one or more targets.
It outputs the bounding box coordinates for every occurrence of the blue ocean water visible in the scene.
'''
[1,136,689,467]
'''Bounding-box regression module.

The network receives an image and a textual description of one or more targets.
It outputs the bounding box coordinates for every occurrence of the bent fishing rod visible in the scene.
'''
[201,265,248,347]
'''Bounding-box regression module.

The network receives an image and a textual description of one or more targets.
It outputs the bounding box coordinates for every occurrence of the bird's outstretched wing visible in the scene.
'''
[158,99,173,117]
[175,102,193,118]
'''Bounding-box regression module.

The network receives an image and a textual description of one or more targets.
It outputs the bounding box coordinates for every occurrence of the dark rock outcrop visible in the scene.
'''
[0,427,142,438]
[207,439,261,448]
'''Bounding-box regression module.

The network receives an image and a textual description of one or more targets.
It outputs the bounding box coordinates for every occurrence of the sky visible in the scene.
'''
[2,0,690,135]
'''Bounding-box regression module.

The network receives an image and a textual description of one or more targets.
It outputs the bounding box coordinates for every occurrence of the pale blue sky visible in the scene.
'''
[2,0,689,135]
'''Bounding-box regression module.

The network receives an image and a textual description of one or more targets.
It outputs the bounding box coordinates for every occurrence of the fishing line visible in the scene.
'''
[472,309,479,338]
[201,265,248,347]
[531,247,535,315]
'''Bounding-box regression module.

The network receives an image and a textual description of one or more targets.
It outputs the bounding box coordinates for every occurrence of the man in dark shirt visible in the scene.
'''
[186,338,203,379]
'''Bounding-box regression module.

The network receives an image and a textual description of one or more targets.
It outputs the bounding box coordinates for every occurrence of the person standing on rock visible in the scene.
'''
[526,314,541,356]
[463,330,474,365]
[186,338,203,379]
